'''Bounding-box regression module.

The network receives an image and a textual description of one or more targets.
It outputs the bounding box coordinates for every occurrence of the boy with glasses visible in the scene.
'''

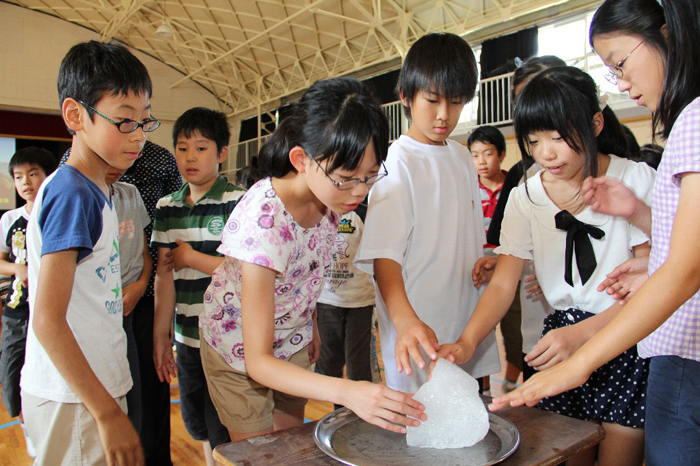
[20,40,158,465]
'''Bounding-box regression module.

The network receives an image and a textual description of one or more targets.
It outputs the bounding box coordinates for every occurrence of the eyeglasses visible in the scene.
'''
[604,40,645,85]
[308,154,388,191]
[77,100,161,133]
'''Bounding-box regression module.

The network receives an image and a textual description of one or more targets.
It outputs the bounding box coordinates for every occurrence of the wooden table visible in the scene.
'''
[214,404,605,466]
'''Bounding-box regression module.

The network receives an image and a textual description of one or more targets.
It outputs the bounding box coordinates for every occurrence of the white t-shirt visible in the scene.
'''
[22,166,131,403]
[318,210,374,308]
[496,154,655,315]
[356,135,500,392]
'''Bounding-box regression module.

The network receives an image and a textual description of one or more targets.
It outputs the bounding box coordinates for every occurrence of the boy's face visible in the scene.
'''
[470,141,505,182]
[175,131,227,187]
[13,164,47,203]
[78,91,151,171]
[401,90,466,145]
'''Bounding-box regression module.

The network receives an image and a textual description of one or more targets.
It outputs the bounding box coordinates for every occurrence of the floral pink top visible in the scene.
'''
[200,177,339,372]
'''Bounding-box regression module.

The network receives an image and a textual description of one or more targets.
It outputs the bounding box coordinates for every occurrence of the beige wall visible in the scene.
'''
[0,3,240,150]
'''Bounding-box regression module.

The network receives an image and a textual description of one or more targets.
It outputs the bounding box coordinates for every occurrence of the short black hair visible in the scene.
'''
[258,77,388,178]
[397,33,478,119]
[515,66,630,184]
[234,156,261,190]
[512,55,567,99]
[9,147,58,177]
[467,126,506,155]
[57,41,153,133]
[172,107,231,154]
[637,143,663,170]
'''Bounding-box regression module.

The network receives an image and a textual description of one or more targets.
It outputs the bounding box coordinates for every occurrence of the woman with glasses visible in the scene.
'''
[197,77,426,443]
[491,1,700,464]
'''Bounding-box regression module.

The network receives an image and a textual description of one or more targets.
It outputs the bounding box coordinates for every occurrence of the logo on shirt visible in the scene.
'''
[337,218,356,234]
[208,217,224,236]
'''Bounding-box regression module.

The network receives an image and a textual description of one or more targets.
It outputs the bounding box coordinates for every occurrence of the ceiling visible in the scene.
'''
[5,0,598,118]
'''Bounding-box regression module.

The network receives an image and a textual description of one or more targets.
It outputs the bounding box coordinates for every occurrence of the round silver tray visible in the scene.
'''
[313,408,520,466]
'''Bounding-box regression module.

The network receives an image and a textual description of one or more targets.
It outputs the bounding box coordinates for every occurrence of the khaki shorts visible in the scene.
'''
[22,391,127,465]
[200,337,309,434]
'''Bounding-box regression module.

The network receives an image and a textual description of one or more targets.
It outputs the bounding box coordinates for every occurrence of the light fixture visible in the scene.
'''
[155,20,173,38]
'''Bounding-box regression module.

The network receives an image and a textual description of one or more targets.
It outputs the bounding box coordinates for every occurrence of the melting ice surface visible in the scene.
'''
[406,359,490,449]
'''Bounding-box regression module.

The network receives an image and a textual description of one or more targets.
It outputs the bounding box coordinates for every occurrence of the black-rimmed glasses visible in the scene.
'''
[604,40,645,85]
[308,154,388,191]
[77,100,161,133]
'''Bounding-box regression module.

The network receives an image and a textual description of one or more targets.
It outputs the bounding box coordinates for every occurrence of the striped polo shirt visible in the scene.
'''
[151,176,244,347]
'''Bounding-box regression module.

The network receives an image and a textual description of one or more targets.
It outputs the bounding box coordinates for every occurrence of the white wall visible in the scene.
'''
[0,3,240,150]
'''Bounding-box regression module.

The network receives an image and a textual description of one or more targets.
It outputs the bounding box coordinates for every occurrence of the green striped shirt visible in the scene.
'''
[152,176,244,347]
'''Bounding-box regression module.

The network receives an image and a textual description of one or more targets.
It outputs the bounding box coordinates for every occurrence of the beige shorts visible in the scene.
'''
[200,337,309,434]
[21,391,127,465]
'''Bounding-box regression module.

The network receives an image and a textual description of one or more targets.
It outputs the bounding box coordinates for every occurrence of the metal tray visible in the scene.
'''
[314,408,520,466]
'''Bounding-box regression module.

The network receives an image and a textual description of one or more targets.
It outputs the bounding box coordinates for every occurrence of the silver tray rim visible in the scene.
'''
[313,407,520,466]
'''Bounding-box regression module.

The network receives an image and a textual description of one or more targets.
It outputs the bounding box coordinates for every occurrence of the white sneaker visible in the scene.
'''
[502,379,518,393]
[21,423,36,459]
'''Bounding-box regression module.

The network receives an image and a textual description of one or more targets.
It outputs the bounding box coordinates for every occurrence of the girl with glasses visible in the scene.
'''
[492,2,700,464]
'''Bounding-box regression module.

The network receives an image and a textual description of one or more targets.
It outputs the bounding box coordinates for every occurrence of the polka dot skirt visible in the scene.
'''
[536,309,648,428]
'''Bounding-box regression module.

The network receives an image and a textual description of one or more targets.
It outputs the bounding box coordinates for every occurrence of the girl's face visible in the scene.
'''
[593,33,666,112]
[306,143,382,214]
[527,130,585,183]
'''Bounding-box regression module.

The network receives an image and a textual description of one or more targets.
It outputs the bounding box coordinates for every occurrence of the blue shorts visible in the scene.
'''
[175,341,230,447]
[645,356,700,466]
[0,315,28,418]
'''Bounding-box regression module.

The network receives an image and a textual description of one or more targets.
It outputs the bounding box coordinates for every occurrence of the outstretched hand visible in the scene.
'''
[344,381,427,434]
[597,256,649,305]
[472,256,498,288]
[582,176,639,219]
[489,360,591,411]
[393,317,440,376]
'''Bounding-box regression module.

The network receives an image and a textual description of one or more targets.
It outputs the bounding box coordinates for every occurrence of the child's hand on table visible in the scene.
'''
[393,316,440,375]
[342,381,427,434]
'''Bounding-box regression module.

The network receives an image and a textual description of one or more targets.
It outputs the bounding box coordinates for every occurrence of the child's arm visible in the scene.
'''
[374,258,440,375]
[153,247,178,383]
[524,242,651,371]
[491,173,700,410]
[597,256,650,305]
[0,252,27,287]
[436,254,525,364]
[170,238,223,275]
[582,176,652,236]
[122,237,153,317]
[240,261,426,433]
[33,249,143,465]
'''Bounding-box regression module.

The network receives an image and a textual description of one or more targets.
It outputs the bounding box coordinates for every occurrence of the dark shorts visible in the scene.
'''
[175,341,230,447]
[0,314,28,418]
[537,309,648,428]
[645,356,700,466]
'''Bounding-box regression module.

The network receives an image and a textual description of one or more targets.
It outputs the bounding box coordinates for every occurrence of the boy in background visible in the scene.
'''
[0,147,57,457]
[152,107,244,466]
[468,126,522,394]
[21,40,159,464]
[356,33,500,393]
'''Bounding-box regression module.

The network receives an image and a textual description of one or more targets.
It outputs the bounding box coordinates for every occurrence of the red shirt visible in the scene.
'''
[478,170,507,249]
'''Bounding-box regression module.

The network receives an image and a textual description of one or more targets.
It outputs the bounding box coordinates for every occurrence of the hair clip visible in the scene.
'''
[598,93,609,111]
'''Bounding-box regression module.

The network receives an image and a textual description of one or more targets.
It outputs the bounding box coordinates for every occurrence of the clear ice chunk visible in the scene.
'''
[406,359,490,449]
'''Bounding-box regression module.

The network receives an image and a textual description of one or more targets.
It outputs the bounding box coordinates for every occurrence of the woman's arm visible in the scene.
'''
[491,173,700,410]
[240,261,426,433]
[437,254,524,364]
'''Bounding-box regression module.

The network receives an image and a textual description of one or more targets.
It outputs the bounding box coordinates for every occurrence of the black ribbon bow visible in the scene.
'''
[554,210,605,287]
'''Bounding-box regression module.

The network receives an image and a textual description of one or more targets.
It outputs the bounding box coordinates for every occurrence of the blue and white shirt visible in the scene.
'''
[21,166,131,403]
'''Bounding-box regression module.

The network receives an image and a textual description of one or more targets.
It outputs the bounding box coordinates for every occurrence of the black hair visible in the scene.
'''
[9,147,58,177]
[637,143,663,170]
[397,33,478,119]
[172,107,231,153]
[235,156,261,190]
[621,124,641,157]
[512,55,567,99]
[257,77,388,178]
[57,41,152,134]
[514,66,631,184]
[589,0,669,137]
[467,126,506,155]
